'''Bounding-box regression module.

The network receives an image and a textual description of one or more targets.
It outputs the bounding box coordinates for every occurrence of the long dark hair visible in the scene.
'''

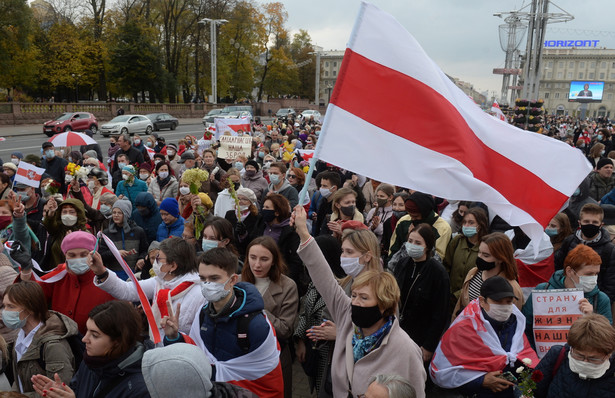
[88,301,141,359]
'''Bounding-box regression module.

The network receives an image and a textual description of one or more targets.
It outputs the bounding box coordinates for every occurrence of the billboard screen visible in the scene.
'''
[568,81,604,102]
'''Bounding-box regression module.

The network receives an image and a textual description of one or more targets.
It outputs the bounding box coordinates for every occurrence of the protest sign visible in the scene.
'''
[532,288,583,358]
[218,135,252,159]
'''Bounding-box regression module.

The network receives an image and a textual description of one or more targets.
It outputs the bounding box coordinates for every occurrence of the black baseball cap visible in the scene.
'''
[480,276,518,301]
[177,151,195,164]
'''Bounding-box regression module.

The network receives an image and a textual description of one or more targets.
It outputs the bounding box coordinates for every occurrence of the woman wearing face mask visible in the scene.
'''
[224,188,259,258]
[446,200,472,234]
[292,206,427,398]
[240,160,268,203]
[148,161,178,206]
[200,217,240,261]
[242,237,299,398]
[522,244,612,349]
[587,142,606,169]
[256,194,305,295]
[213,168,242,218]
[444,207,490,309]
[89,236,204,343]
[533,314,615,398]
[115,165,148,208]
[138,163,154,186]
[132,134,149,161]
[387,224,450,364]
[18,231,114,335]
[326,187,364,239]
[32,300,151,398]
[365,184,395,244]
[41,198,90,269]
[545,212,573,252]
[3,281,80,396]
[452,232,523,320]
[381,192,409,260]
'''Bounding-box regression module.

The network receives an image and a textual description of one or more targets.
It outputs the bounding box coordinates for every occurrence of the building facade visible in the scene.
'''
[539,48,615,118]
[318,51,345,105]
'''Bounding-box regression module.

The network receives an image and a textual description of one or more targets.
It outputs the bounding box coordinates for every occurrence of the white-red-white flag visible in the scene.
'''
[14,162,45,188]
[314,2,592,243]
[214,117,251,140]
[491,100,506,121]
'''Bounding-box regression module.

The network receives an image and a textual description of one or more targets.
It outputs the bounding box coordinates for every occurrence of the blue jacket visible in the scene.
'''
[535,344,615,398]
[156,216,185,242]
[165,282,270,362]
[70,343,150,398]
[522,270,613,348]
[131,192,162,243]
[115,179,148,206]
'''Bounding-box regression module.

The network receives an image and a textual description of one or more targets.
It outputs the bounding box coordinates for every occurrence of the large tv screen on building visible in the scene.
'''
[568,81,604,102]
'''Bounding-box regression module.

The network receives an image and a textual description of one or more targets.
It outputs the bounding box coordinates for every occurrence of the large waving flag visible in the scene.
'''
[214,117,251,140]
[310,2,592,243]
[491,100,506,121]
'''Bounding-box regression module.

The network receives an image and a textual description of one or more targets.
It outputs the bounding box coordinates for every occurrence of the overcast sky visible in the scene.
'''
[257,0,615,99]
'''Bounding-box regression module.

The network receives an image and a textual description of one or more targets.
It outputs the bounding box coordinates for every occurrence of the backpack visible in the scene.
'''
[38,333,85,372]
[200,309,261,354]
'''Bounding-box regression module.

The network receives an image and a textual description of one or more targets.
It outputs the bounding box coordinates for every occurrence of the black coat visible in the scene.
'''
[100,221,148,272]
[554,228,615,301]
[535,344,615,398]
[388,254,450,352]
[224,210,258,259]
[41,156,68,191]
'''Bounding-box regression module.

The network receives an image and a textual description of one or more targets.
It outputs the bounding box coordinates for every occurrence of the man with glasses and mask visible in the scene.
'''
[533,313,615,397]
[431,276,538,398]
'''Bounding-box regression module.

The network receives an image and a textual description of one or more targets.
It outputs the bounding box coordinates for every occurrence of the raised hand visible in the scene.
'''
[161,301,181,340]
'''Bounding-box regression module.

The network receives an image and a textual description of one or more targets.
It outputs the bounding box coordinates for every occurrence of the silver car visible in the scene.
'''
[100,115,154,137]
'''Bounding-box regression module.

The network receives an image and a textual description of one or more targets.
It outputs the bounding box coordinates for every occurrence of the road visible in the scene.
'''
[0,118,273,161]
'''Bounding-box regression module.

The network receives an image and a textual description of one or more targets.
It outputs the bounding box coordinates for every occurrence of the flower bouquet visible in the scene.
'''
[181,168,210,239]
[516,358,543,398]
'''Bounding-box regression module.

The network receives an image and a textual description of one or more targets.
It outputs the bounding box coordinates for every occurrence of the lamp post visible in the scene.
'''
[309,46,323,106]
[199,18,228,104]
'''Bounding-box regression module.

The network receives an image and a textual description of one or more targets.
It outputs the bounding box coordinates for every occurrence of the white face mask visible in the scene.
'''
[122,174,130,181]
[139,173,149,181]
[11,158,19,165]
[61,214,78,227]
[152,259,167,279]
[340,256,365,278]
[88,181,97,191]
[319,187,332,199]
[201,276,232,302]
[568,351,611,379]
[66,257,89,275]
[179,186,190,195]
[404,242,425,259]
[574,272,598,293]
[158,171,169,179]
[485,303,513,322]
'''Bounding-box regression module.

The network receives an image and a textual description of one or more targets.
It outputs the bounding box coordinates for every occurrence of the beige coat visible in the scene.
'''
[452,267,524,322]
[12,311,78,397]
[298,239,426,398]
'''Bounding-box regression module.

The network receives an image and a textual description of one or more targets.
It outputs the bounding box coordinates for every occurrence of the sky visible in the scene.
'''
[256,0,615,99]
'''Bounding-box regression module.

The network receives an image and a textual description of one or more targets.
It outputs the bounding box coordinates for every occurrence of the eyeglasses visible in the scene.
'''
[287,175,297,179]
[570,348,608,364]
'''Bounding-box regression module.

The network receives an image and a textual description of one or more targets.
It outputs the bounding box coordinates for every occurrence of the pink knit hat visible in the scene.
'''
[61,231,97,254]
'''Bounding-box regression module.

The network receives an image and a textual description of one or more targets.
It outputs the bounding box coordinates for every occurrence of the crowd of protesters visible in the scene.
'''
[0,112,613,398]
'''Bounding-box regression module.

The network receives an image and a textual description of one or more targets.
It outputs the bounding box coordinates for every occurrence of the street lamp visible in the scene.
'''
[199,18,228,104]
[309,46,323,106]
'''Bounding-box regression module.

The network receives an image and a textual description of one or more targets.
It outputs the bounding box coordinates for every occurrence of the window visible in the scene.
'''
[567,72,573,79]
[558,61,564,68]
[554,92,560,99]
[589,72,595,79]
[548,61,553,68]
[544,92,550,98]
[547,72,552,78]
[324,71,329,77]
[333,62,337,67]
[600,73,605,79]
[612,62,615,68]
[557,72,563,78]
[602,62,607,68]
[579,72,584,79]
[569,61,575,68]
[333,70,337,76]
[580,62,585,68]
[590,62,596,68]
[325,61,329,67]
[546,83,552,88]
[611,73,615,79]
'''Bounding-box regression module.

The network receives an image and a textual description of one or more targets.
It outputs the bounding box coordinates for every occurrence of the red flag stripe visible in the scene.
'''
[331,49,567,226]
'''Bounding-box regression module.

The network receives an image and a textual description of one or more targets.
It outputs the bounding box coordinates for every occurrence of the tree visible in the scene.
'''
[84,0,108,101]
[289,29,315,99]
[262,47,297,97]
[255,1,288,101]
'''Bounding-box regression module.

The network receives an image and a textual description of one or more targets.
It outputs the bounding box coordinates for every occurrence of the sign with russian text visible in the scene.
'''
[532,289,583,358]
[218,135,252,159]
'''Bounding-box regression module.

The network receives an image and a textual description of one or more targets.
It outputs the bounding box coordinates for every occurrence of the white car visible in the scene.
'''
[100,115,154,137]
[301,109,322,121]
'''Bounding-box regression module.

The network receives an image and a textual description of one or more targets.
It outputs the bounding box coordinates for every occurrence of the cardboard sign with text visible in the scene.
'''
[218,135,252,159]
[532,288,583,358]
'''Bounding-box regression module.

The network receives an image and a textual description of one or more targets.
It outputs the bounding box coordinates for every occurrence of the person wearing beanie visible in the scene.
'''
[100,200,148,280]
[241,160,269,202]
[17,230,115,335]
[142,343,258,398]
[589,158,615,201]
[115,165,148,208]
[10,152,23,166]
[2,162,16,183]
[156,198,185,241]
[83,149,98,160]
[389,191,452,260]
[138,163,154,186]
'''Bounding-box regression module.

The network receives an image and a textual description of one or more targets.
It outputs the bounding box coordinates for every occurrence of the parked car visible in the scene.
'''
[276,108,296,120]
[202,109,225,126]
[226,110,252,119]
[100,115,153,137]
[146,113,179,131]
[301,109,322,121]
[43,112,98,137]
[223,105,253,115]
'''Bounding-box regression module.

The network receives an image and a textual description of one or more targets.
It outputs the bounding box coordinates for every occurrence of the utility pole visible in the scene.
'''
[199,18,228,104]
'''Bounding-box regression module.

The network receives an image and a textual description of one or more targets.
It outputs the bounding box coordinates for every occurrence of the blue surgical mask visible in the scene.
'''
[234,162,244,171]
[598,135,603,141]
[258,151,265,159]
[269,174,281,185]
[100,204,111,216]
[2,309,27,330]
[66,257,90,275]
[45,149,55,159]
[202,239,219,252]
[404,242,425,259]
[462,226,477,238]
[545,228,559,237]
[201,276,232,302]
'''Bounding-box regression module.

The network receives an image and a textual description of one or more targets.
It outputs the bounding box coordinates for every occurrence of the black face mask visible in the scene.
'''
[351,304,383,329]
[393,210,406,219]
[138,207,151,217]
[261,209,276,223]
[476,257,496,271]
[340,205,355,217]
[376,198,388,207]
[580,223,601,238]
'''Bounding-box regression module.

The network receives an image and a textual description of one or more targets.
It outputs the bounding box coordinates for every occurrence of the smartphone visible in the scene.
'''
[497,371,517,383]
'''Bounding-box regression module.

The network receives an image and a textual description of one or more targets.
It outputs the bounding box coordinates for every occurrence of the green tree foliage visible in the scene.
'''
[290,29,315,99]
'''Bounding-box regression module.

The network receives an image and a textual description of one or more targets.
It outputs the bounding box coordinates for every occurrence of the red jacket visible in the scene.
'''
[38,268,115,335]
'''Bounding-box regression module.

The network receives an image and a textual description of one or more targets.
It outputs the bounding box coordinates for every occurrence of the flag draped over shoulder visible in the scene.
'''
[314,1,592,243]
[430,300,538,388]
